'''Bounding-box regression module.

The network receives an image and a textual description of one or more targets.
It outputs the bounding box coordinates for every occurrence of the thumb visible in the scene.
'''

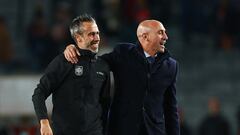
[77,50,80,56]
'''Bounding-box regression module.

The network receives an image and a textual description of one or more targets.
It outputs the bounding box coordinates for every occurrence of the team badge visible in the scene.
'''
[75,65,83,76]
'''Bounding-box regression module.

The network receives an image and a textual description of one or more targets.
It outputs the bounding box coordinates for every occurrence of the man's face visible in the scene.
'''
[148,22,168,53]
[77,22,100,53]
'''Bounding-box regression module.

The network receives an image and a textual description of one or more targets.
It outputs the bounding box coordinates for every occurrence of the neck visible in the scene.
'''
[77,44,85,50]
[140,42,157,56]
[143,48,156,57]
[77,45,94,52]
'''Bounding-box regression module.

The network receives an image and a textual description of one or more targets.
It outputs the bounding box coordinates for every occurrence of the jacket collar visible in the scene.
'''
[76,46,97,59]
[135,41,171,60]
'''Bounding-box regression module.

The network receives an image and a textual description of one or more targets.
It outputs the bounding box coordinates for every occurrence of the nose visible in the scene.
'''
[94,33,100,41]
[163,32,168,40]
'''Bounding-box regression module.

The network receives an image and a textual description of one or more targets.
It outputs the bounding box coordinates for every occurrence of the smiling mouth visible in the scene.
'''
[159,41,166,49]
[91,41,99,45]
[160,45,165,49]
[89,43,98,47]
[91,42,99,47]
[160,44,165,47]
[161,40,166,45]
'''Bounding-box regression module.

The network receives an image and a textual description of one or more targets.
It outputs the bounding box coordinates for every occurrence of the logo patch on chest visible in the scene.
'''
[75,65,83,76]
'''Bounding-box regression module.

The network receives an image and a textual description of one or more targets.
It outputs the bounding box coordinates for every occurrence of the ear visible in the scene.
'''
[75,34,82,43]
[142,33,147,39]
[142,33,149,42]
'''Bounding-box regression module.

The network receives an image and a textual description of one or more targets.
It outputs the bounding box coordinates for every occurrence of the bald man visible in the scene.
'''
[64,20,180,135]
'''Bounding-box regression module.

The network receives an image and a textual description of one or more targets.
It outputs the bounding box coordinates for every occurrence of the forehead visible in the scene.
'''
[151,22,165,31]
[82,22,99,31]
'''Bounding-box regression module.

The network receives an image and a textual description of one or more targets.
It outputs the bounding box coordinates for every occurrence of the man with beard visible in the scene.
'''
[64,20,180,135]
[32,14,110,135]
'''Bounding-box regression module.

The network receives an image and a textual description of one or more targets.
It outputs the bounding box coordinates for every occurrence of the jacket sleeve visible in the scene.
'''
[163,61,180,135]
[101,45,123,71]
[32,54,72,121]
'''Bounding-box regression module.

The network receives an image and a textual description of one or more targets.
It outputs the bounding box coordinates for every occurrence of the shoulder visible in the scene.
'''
[46,53,72,71]
[167,57,178,77]
[56,53,69,62]
[49,54,69,65]
[159,52,178,74]
[168,57,178,65]
[166,57,178,72]
[164,50,178,66]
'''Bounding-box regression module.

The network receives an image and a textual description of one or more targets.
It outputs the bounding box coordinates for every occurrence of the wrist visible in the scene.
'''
[40,119,50,125]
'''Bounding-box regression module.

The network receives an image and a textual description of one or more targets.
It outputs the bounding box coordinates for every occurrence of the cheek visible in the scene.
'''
[152,37,159,44]
[89,35,95,40]
[87,41,92,46]
[86,38,92,44]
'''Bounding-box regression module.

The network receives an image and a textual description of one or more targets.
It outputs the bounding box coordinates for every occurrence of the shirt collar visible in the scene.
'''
[144,51,151,58]
[144,51,157,58]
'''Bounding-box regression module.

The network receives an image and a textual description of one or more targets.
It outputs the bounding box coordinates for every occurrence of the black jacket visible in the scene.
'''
[102,43,180,135]
[32,49,110,135]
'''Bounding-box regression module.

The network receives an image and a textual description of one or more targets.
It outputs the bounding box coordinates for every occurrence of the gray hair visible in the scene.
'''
[69,14,96,40]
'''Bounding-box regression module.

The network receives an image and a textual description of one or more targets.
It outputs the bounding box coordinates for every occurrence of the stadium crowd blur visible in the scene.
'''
[0,0,239,135]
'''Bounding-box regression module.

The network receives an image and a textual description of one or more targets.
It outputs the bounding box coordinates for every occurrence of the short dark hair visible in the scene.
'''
[69,14,96,39]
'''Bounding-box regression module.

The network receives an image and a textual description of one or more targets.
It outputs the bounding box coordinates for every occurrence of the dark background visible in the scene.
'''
[0,0,240,135]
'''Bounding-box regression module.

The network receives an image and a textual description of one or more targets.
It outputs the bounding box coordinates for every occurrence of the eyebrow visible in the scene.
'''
[158,29,165,33]
[87,31,100,35]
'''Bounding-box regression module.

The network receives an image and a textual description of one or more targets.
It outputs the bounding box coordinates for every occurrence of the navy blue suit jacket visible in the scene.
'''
[102,42,180,135]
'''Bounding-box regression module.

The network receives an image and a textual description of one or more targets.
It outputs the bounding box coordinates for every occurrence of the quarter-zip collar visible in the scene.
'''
[76,46,97,59]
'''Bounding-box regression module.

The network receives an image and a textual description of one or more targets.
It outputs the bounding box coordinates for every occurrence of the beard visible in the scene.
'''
[87,40,99,52]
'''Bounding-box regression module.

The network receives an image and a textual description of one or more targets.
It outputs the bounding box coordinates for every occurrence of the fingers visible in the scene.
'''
[69,47,78,63]
[64,49,70,61]
[64,44,79,64]
[77,50,80,56]
[41,131,53,135]
[64,49,75,63]
[41,132,53,135]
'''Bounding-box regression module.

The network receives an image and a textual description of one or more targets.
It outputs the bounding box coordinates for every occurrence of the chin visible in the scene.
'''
[159,49,165,53]
[90,46,98,53]
[92,49,98,53]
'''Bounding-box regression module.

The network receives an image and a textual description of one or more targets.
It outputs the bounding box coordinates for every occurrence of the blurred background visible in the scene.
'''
[0,0,240,134]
